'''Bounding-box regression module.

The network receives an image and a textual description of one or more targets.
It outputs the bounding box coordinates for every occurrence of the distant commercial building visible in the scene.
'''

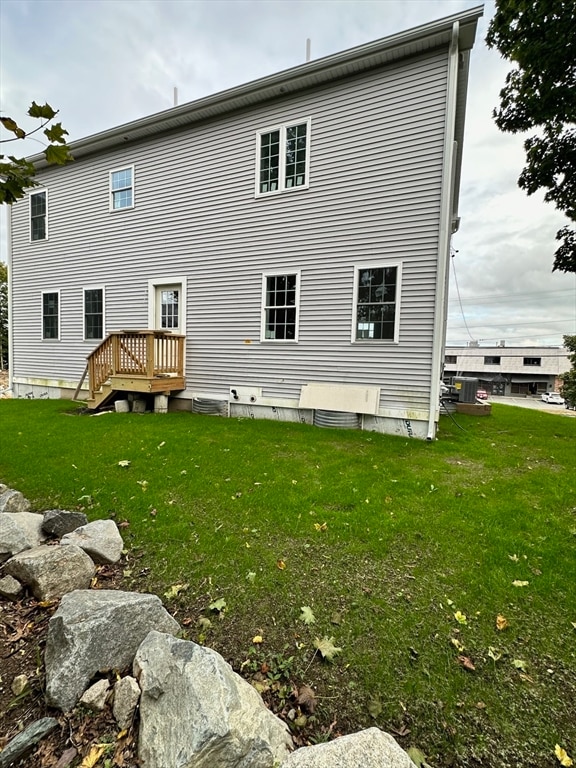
[444,343,571,396]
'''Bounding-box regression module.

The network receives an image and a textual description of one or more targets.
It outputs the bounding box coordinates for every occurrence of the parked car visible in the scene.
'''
[541,392,565,405]
[476,389,488,400]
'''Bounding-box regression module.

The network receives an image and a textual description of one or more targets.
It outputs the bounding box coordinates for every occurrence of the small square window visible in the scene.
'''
[110,167,134,210]
[523,357,541,366]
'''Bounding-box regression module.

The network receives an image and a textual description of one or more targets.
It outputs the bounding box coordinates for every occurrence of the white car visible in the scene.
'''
[541,392,565,405]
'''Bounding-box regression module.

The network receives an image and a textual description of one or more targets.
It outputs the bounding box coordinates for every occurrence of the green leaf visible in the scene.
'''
[44,122,69,144]
[0,117,25,139]
[28,101,57,120]
[45,144,74,166]
[299,606,316,625]
[407,746,433,767]
[313,636,342,662]
[163,583,189,599]
[367,697,382,719]
[197,616,212,631]
[208,598,227,613]
[513,659,527,671]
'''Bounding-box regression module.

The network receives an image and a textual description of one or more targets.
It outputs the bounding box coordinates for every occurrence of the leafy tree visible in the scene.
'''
[559,334,576,407]
[486,1,576,273]
[0,262,7,370]
[0,102,73,204]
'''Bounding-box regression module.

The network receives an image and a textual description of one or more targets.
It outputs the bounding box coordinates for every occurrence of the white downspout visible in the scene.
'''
[427,21,460,440]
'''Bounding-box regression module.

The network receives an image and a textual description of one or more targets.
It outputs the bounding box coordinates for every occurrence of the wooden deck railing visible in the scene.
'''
[87,330,185,399]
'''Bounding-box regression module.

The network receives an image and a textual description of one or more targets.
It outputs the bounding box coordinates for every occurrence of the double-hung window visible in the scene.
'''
[30,190,47,241]
[261,272,300,341]
[352,264,401,342]
[110,166,134,210]
[257,119,310,195]
[84,288,104,340]
[42,291,59,340]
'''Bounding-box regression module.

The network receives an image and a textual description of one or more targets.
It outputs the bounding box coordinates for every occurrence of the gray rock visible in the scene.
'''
[279,728,417,767]
[0,717,58,768]
[113,675,141,730]
[80,679,110,711]
[0,483,7,495]
[0,489,31,514]
[61,519,124,564]
[134,630,293,768]
[4,544,96,601]
[0,512,46,562]
[0,574,24,600]
[42,509,89,537]
[45,590,180,711]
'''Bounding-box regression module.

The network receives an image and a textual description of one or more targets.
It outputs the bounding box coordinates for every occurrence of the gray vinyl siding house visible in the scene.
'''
[7,7,482,440]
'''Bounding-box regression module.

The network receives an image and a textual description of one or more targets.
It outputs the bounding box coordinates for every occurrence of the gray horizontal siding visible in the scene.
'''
[10,48,450,413]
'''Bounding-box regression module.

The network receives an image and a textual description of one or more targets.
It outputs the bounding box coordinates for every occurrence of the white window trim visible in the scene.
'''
[260,270,301,343]
[147,277,187,332]
[29,188,48,242]
[41,289,60,341]
[255,118,311,198]
[351,262,402,344]
[109,165,135,212]
[82,285,106,342]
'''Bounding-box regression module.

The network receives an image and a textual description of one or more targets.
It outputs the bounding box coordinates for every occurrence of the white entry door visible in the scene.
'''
[154,284,182,333]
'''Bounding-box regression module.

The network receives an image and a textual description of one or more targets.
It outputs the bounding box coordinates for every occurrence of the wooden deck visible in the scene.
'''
[84,330,185,409]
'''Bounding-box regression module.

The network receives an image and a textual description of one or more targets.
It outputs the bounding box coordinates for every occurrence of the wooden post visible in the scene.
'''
[146,332,155,378]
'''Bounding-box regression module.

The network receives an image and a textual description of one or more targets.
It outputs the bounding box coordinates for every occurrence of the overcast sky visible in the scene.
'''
[1,0,575,348]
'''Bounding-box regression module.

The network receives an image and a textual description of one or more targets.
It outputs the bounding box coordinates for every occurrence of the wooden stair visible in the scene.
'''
[81,330,186,410]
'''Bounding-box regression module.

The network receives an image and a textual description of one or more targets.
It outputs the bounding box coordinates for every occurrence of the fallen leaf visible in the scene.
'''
[208,598,227,613]
[198,616,212,631]
[512,580,529,587]
[451,638,465,653]
[79,745,105,768]
[406,746,431,767]
[164,583,189,600]
[246,571,256,583]
[454,611,467,625]
[313,522,328,531]
[488,646,502,662]
[276,559,286,570]
[508,554,519,562]
[314,636,342,662]
[157,441,166,449]
[496,614,509,630]
[513,659,528,671]
[297,684,317,713]
[555,744,574,766]
[117,460,131,468]
[252,634,263,644]
[300,606,316,625]
[458,655,476,671]
[368,697,382,719]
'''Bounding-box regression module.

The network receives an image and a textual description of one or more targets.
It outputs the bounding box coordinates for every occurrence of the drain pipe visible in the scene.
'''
[427,20,460,441]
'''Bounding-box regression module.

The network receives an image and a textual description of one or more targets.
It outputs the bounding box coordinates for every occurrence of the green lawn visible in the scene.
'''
[0,399,574,767]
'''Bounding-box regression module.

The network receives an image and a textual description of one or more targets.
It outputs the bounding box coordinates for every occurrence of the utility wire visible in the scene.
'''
[450,250,475,342]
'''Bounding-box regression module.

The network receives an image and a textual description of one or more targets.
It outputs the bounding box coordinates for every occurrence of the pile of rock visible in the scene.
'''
[0,484,417,768]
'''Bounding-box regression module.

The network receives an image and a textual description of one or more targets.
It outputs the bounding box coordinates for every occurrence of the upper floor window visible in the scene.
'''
[445,355,457,364]
[523,357,541,366]
[256,120,310,196]
[110,166,134,210]
[30,190,47,241]
[353,264,401,342]
[42,291,59,340]
[261,272,300,341]
[84,288,104,340]
[484,356,501,365]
